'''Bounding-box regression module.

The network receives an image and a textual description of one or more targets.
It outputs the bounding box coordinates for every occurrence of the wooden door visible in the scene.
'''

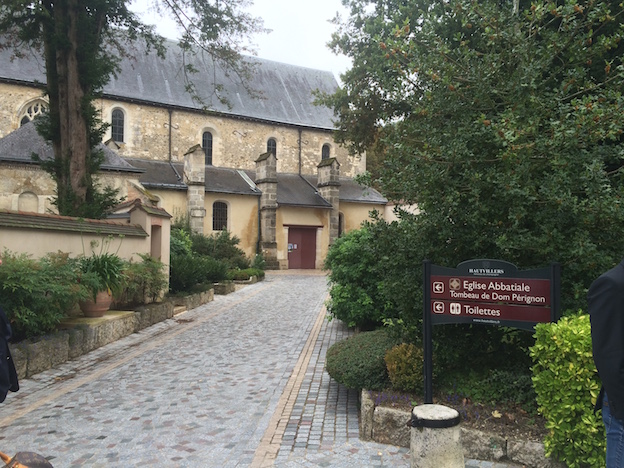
[288,227,317,269]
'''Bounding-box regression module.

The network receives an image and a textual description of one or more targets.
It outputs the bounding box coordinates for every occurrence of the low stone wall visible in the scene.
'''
[170,289,214,310]
[214,281,236,295]
[9,289,214,380]
[360,390,566,468]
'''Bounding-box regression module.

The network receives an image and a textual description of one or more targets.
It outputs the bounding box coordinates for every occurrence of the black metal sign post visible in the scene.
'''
[423,259,560,404]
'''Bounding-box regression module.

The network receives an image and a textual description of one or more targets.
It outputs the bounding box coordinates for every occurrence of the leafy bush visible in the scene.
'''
[196,255,227,284]
[531,313,604,468]
[251,253,266,270]
[324,227,385,328]
[169,254,227,294]
[385,343,424,394]
[116,254,168,306]
[326,328,399,391]
[170,228,193,256]
[0,251,88,341]
[191,231,250,269]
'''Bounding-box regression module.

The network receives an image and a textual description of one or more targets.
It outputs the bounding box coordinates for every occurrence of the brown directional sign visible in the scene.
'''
[422,259,561,404]
[430,275,551,307]
[430,300,552,324]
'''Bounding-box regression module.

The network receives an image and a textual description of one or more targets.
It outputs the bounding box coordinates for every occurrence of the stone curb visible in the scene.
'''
[360,390,566,468]
[9,289,214,380]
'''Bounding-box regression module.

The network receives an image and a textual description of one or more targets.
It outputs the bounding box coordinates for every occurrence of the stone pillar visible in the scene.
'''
[255,152,279,269]
[317,157,341,245]
[184,144,206,234]
[409,404,463,468]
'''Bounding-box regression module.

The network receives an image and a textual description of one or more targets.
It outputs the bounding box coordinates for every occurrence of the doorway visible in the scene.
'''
[287,227,317,269]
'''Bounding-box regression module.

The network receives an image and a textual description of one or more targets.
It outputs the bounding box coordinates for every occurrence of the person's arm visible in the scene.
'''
[589,273,624,417]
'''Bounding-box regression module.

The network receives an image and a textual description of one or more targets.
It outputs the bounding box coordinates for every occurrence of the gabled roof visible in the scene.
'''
[0,122,141,173]
[0,40,339,130]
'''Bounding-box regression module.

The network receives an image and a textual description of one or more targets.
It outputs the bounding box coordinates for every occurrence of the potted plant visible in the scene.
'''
[78,251,127,317]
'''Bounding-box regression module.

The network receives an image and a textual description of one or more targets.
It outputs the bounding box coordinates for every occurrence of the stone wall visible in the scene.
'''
[9,288,216,380]
[0,83,366,178]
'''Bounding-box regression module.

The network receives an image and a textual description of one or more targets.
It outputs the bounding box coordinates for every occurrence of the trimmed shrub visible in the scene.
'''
[531,313,604,468]
[169,254,228,294]
[226,268,265,281]
[191,231,250,269]
[326,328,399,391]
[385,343,424,394]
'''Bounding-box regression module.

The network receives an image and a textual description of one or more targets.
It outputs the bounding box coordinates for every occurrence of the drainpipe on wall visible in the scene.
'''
[257,196,261,255]
[167,108,182,181]
[298,128,302,175]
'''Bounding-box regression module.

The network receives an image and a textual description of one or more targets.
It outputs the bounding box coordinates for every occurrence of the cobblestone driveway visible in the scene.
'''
[0,272,517,467]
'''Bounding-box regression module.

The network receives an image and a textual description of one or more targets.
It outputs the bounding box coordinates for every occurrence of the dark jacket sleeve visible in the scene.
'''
[589,266,624,420]
[0,306,19,403]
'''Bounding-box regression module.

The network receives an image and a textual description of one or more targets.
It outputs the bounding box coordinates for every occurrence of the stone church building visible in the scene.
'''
[0,40,386,269]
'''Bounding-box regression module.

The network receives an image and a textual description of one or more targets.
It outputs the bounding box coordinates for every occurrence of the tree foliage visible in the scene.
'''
[0,0,264,218]
[323,0,624,311]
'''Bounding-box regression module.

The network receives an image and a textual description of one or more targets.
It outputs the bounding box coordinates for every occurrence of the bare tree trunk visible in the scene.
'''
[45,0,90,214]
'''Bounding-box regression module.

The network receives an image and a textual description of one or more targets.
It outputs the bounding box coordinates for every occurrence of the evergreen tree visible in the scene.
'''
[0,0,264,218]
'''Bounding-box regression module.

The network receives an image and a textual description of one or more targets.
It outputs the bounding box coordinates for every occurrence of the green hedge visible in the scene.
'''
[326,328,399,391]
[531,313,604,468]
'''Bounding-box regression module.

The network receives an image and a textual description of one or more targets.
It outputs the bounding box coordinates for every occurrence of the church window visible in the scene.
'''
[267,138,276,155]
[213,201,228,231]
[322,144,331,160]
[19,100,48,126]
[111,108,125,142]
[203,131,213,166]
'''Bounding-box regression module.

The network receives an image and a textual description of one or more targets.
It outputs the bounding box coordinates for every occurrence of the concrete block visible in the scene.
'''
[8,343,27,380]
[508,439,566,468]
[360,390,375,440]
[67,328,85,359]
[373,406,410,447]
[461,427,507,461]
[25,332,69,377]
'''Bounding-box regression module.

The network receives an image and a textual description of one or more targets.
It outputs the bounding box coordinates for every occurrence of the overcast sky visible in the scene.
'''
[130,0,352,82]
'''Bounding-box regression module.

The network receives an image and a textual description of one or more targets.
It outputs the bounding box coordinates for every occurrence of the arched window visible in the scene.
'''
[19,100,48,126]
[267,138,277,155]
[111,108,125,142]
[322,144,331,160]
[203,131,213,166]
[213,201,227,231]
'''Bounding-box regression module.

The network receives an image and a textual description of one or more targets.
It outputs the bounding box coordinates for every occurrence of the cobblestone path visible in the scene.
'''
[0,272,518,467]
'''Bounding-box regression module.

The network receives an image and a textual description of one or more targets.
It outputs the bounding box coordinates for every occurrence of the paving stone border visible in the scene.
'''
[8,289,215,380]
[359,390,566,468]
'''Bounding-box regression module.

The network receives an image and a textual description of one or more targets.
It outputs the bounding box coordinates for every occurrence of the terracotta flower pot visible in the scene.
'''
[79,290,113,318]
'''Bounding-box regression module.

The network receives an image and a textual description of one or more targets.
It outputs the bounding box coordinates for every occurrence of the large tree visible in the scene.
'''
[0,0,264,218]
[323,0,624,311]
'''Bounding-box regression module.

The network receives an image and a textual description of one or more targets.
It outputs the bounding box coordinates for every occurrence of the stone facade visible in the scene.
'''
[0,83,366,179]
[317,158,341,246]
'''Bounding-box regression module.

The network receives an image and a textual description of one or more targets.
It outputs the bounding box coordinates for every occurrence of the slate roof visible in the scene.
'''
[275,174,332,209]
[126,159,261,196]
[302,175,387,205]
[0,40,339,130]
[0,122,141,173]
